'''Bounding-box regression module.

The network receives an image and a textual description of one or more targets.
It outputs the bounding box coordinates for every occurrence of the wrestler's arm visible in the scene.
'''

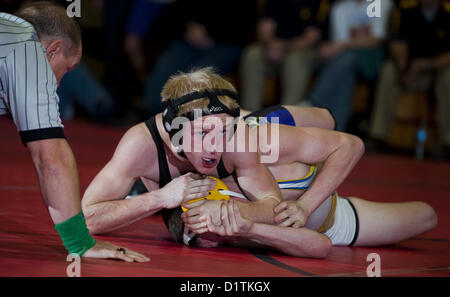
[237,224,331,258]
[232,151,282,224]
[208,201,331,258]
[82,124,167,234]
[182,154,281,228]
[83,124,215,234]
[275,126,364,225]
[27,136,149,261]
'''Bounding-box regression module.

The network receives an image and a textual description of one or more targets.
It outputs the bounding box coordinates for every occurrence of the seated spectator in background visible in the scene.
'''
[123,0,174,82]
[53,0,114,122]
[140,0,256,116]
[57,62,114,121]
[369,0,450,157]
[239,0,331,111]
[305,0,393,131]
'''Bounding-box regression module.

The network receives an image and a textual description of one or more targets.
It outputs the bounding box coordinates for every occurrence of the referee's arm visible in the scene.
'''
[27,138,82,224]
[6,41,81,224]
[0,5,149,261]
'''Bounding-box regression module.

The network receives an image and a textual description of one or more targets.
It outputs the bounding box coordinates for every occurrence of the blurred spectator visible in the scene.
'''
[240,0,331,111]
[58,62,114,121]
[306,0,393,131]
[103,0,140,117]
[123,0,174,82]
[55,0,114,122]
[369,0,450,157]
[139,0,257,116]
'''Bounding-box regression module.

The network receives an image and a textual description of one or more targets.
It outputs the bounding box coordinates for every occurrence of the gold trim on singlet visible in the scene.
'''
[275,163,337,233]
[316,193,338,234]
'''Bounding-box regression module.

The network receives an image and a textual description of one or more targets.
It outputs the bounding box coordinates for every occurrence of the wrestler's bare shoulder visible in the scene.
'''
[112,122,159,170]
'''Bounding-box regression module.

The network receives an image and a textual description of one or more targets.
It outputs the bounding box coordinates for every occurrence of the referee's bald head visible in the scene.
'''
[16,1,81,56]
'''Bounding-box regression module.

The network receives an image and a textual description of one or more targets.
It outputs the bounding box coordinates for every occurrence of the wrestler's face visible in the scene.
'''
[182,114,232,174]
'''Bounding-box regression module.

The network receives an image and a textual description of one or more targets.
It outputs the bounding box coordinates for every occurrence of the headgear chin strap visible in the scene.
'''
[162,89,241,158]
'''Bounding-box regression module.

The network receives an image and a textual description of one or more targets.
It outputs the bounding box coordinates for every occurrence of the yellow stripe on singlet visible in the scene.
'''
[275,164,338,233]
[316,193,338,234]
[276,165,316,190]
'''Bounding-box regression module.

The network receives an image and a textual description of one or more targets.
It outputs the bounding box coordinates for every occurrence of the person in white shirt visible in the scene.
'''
[306,0,393,131]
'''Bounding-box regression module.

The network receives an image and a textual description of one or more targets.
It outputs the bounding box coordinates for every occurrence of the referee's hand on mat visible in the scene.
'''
[83,241,150,263]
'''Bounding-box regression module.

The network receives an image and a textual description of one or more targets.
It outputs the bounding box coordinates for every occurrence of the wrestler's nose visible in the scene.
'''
[204,135,218,154]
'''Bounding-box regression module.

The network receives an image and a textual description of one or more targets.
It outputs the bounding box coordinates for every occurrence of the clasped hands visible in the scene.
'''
[181,199,253,236]
[181,197,310,236]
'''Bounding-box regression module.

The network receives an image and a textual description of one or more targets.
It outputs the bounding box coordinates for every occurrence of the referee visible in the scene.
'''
[0,2,148,262]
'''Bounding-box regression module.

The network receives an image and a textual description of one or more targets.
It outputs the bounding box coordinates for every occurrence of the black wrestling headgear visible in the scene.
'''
[161,89,240,158]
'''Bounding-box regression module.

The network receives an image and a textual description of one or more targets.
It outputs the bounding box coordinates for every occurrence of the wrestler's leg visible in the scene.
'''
[348,197,437,246]
[283,105,335,130]
[241,104,335,130]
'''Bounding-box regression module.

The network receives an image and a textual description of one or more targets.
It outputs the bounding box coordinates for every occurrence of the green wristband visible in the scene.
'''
[54,211,96,256]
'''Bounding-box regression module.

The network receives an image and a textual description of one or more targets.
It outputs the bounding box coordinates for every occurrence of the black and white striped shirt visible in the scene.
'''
[0,12,64,144]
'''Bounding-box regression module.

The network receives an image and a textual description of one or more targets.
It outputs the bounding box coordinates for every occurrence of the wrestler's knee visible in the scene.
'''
[416,202,438,232]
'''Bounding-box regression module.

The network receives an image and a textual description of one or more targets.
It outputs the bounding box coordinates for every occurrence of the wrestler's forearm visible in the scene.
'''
[300,134,365,216]
[29,139,82,224]
[244,223,331,258]
[235,198,278,225]
[83,191,165,234]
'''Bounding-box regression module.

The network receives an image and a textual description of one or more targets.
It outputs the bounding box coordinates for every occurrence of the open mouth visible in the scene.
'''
[201,157,217,168]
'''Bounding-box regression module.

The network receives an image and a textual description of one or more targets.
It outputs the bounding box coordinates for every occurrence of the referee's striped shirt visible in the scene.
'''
[0,12,65,145]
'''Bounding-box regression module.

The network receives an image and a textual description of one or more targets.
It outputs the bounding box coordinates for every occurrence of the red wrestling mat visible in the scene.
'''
[0,117,449,277]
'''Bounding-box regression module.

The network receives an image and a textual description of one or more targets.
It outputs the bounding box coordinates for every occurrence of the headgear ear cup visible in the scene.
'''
[162,176,231,246]
[181,176,230,212]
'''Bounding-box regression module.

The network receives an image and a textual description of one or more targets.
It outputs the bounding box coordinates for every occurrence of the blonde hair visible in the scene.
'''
[161,67,239,116]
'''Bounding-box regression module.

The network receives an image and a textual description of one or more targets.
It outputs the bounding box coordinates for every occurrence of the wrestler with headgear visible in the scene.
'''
[82,67,437,258]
